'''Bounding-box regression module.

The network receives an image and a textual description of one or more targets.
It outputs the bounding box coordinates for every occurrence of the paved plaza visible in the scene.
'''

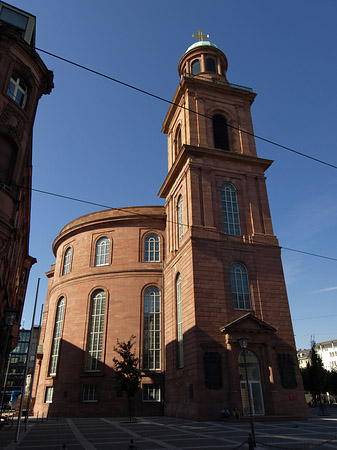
[1,408,337,450]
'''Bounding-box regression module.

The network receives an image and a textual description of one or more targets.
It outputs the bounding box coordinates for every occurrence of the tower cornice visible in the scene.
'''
[158,144,273,198]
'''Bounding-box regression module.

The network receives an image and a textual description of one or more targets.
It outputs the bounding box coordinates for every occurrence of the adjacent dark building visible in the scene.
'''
[0,1,53,381]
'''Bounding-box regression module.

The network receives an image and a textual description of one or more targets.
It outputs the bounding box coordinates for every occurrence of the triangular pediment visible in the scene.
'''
[220,313,277,335]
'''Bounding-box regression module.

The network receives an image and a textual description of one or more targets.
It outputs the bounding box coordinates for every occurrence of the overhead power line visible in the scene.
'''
[35,46,337,171]
[28,185,337,263]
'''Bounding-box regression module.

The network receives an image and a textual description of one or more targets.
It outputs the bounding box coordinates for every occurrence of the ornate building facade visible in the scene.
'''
[32,36,308,420]
[0,2,53,381]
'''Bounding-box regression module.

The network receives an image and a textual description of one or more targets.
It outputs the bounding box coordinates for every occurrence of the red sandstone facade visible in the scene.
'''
[32,38,308,420]
[0,4,53,373]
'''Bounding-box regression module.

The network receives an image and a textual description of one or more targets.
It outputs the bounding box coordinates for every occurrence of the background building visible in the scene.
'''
[1,326,39,407]
[298,340,337,372]
[32,37,308,421]
[0,1,53,380]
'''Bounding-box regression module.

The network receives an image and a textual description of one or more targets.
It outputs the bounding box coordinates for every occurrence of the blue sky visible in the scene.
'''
[10,0,337,350]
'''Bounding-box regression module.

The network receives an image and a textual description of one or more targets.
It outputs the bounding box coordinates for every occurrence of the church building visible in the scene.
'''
[32,33,308,421]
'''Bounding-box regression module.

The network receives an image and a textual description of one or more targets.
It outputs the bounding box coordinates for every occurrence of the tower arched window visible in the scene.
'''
[221,183,241,235]
[230,263,252,310]
[191,59,201,75]
[213,114,229,150]
[7,74,27,108]
[142,286,161,370]
[95,237,110,266]
[176,273,183,368]
[175,127,182,155]
[206,57,216,72]
[62,247,72,275]
[48,297,65,376]
[177,195,183,245]
[144,234,160,262]
[85,289,106,372]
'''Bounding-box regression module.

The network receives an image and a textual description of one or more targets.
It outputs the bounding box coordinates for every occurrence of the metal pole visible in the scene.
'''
[25,303,44,430]
[15,278,40,442]
[242,347,256,449]
[0,357,11,412]
[0,329,11,414]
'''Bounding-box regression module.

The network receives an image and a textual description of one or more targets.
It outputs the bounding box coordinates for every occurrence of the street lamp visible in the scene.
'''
[238,336,256,450]
[0,307,18,412]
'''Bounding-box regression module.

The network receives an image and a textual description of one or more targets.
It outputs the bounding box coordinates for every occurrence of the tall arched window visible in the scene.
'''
[62,247,72,275]
[177,196,183,245]
[239,350,264,415]
[144,234,160,262]
[49,297,65,376]
[176,273,183,368]
[221,183,241,236]
[206,58,216,72]
[95,237,110,266]
[191,59,201,75]
[143,286,161,370]
[230,263,252,310]
[213,114,229,150]
[176,127,182,155]
[85,290,106,371]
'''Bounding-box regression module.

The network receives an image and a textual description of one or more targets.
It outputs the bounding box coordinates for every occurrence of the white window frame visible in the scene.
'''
[230,263,252,310]
[144,234,160,262]
[221,183,241,236]
[142,384,161,402]
[85,290,106,372]
[7,74,27,108]
[48,297,65,376]
[45,386,54,403]
[82,384,98,402]
[143,287,161,370]
[95,237,110,266]
[62,247,72,275]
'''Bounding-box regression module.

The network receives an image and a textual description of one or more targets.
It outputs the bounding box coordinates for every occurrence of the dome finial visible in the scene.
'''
[192,29,209,42]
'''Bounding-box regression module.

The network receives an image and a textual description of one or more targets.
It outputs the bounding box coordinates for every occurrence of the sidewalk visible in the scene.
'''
[1,407,337,450]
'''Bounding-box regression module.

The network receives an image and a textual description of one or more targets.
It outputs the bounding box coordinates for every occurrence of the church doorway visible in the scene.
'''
[239,350,264,416]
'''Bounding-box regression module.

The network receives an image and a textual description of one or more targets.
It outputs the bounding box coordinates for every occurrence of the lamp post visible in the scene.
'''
[0,307,18,412]
[238,336,256,450]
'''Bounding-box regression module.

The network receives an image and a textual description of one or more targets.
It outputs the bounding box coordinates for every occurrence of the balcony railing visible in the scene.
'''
[183,73,253,92]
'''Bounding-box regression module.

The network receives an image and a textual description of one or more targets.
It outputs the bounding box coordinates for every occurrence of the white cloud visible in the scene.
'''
[312,286,337,294]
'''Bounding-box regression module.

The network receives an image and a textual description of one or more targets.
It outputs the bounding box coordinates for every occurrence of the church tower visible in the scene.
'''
[159,32,308,420]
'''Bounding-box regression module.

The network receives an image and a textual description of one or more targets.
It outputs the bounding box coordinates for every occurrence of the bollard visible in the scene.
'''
[41,412,44,423]
[128,438,137,449]
[60,444,67,449]
[36,411,39,422]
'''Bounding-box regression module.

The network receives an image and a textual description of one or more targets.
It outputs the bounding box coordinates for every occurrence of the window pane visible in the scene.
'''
[178,197,183,245]
[62,248,72,275]
[85,290,106,371]
[206,58,216,72]
[213,114,229,150]
[176,274,183,368]
[144,234,160,262]
[95,237,110,266]
[230,263,251,310]
[191,59,201,75]
[221,183,241,236]
[143,287,161,370]
[48,298,65,376]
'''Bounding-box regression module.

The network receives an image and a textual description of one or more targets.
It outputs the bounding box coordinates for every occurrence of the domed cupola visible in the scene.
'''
[178,30,228,82]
